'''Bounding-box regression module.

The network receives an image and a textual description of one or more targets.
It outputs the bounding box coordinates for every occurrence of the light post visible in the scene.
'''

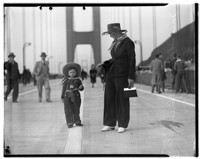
[23,42,31,67]
[134,40,143,65]
[58,61,63,74]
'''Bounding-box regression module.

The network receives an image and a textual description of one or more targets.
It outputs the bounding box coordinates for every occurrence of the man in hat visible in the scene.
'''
[97,23,136,133]
[174,55,189,93]
[33,52,52,102]
[169,53,177,92]
[4,52,21,102]
[150,53,163,93]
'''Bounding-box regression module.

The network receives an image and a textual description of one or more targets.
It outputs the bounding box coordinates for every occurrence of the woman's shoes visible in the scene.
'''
[101,126,126,133]
[101,126,115,132]
[118,127,126,133]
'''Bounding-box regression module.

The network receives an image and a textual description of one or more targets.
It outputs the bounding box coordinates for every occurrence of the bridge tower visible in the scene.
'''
[66,7,101,65]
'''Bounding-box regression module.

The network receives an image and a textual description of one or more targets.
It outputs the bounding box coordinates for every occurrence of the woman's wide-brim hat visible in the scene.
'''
[40,52,47,57]
[102,23,127,35]
[63,62,81,77]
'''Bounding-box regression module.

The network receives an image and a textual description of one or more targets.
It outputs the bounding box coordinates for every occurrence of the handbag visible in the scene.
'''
[123,87,138,98]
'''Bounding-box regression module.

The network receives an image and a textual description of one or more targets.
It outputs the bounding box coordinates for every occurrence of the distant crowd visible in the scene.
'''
[150,53,190,94]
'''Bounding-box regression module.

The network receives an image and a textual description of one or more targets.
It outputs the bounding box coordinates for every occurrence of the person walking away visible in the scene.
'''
[27,69,32,84]
[81,69,88,81]
[61,63,84,128]
[22,66,29,86]
[33,52,52,102]
[159,53,166,92]
[174,55,189,93]
[150,53,163,93]
[32,74,37,86]
[169,53,177,92]
[89,64,97,87]
[4,52,21,103]
[97,23,136,133]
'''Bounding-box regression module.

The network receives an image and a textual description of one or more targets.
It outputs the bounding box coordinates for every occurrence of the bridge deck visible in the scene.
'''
[4,78,196,156]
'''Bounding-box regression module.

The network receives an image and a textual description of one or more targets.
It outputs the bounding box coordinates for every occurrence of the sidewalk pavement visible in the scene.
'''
[81,79,195,156]
[4,78,196,156]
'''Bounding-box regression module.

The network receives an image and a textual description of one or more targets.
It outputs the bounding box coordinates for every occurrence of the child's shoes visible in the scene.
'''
[67,125,73,128]
[76,123,83,126]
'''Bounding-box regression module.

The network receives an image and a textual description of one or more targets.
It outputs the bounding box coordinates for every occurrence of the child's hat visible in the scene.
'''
[62,62,81,77]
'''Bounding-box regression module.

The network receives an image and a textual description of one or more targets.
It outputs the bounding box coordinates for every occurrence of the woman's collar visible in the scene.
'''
[116,33,128,41]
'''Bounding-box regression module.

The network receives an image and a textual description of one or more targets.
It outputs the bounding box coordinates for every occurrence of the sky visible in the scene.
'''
[3,4,195,73]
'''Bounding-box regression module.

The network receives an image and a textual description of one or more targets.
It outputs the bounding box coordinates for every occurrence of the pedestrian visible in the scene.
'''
[81,69,88,81]
[150,53,163,93]
[33,52,52,102]
[174,55,189,93]
[32,74,37,86]
[159,53,166,92]
[89,64,97,87]
[22,66,29,86]
[26,69,32,84]
[61,63,84,128]
[4,52,21,103]
[97,23,136,133]
[169,53,177,92]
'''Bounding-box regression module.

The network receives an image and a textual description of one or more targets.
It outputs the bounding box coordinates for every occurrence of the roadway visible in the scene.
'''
[4,78,196,156]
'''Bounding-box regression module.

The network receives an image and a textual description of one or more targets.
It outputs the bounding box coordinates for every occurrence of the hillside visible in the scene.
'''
[141,22,195,67]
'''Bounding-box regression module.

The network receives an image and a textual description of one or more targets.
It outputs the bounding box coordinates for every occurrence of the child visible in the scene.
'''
[61,63,84,128]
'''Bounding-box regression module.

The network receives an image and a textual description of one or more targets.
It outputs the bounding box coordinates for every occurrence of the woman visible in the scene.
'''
[97,23,136,133]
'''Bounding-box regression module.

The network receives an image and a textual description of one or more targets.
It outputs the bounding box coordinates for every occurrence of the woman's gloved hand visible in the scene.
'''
[96,63,104,74]
[128,79,134,88]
